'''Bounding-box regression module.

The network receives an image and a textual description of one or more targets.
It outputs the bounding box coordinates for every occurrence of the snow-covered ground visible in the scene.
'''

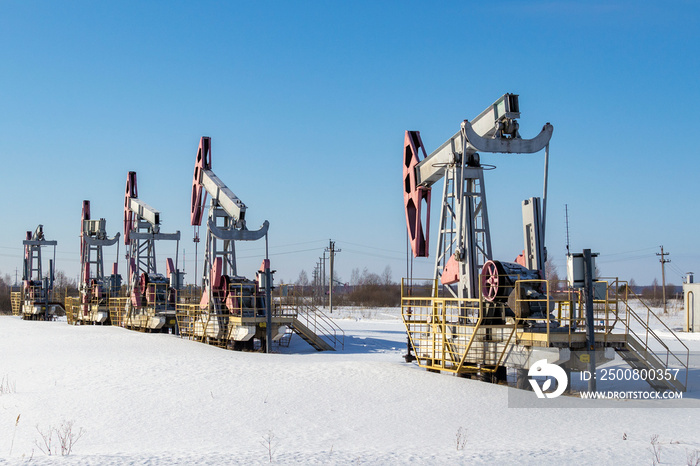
[1,305,699,465]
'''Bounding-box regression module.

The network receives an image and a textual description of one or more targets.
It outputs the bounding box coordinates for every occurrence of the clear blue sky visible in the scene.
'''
[1,1,698,287]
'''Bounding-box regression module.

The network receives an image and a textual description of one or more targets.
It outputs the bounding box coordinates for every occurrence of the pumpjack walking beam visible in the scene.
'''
[403,93,553,299]
[124,171,181,281]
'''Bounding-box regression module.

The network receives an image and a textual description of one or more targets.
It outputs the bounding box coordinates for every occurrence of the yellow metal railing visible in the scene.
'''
[175,294,344,351]
[109,297,128,328]
[401,276,689,387]
[175,303,197,339]
[515,279,623,346]
[401,278,515,375]
[284,298,345,350]
[176,284,270,344]
[402,296,516,374]
[14,285,64,319]
[67,293,122,325]
[175,303,229,346]
[65,296,79,324]
[24,284,55,304]
[10,292,21,316]
[606,278,689,390]
[142,282,177,310]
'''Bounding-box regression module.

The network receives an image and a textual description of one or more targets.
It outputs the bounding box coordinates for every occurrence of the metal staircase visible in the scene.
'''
[279,300,344,352]
[289,318,335,351]
[614,289,688,392]
[618,336,686,392]
[171,296,344,352]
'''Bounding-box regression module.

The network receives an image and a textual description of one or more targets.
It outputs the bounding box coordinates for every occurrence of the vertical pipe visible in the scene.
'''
[52,246,56,290]
[688,291,694,332]
[433,173,450,297]
[459,130,469,299]
[583,249,596,392]
[207,231,213,314]
[175,238,180,277]
[541,144,549,246]
[265,234,272,353]
[194,227,199,288]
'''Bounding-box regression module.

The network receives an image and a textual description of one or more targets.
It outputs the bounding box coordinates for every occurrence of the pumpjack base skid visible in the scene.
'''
[401,277,689,393]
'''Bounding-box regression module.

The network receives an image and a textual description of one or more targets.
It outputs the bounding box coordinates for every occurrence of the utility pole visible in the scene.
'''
[657,245,670,313]
[321,251,326,308]
[312,264,318,305]
[317,258,323,305]
[318,257,326,305]
[325,240,341,314]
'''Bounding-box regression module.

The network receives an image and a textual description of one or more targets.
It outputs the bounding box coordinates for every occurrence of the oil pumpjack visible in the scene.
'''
[120,171,182,332]
[67,200,122,325]
[14,225,64,320]
[401,93,688,392]
[179,136,285,351]
[176,137,344,352]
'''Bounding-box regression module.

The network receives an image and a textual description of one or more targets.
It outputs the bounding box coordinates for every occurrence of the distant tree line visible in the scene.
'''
[0,272,12,314]
[293,265,400,307]
[638,278,681,306]
[545,259,682,306]
[339,266,399,307]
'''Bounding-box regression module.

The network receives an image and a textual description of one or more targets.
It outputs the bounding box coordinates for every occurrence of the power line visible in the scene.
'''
[666,261,686,278]
[341,248,405,261]
[335,239,405,255]
[235,238,327,251]
[602,246,658,257]
[237,247,321,259]
[597,254,656,264]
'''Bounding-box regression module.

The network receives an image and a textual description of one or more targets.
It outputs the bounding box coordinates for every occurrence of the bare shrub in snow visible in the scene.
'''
[35,425,54,456]
[649,434,661,465]
[34,421,84,456]
[56,420,84,456]
[455,426,467,451]
[687,449,700,466]
[260,430,277,462]
[361,308,376,319]
[0,374,16,394]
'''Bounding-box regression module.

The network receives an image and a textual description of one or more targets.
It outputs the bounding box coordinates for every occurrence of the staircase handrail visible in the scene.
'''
[293,300,344,350]
[611,280,689,390]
